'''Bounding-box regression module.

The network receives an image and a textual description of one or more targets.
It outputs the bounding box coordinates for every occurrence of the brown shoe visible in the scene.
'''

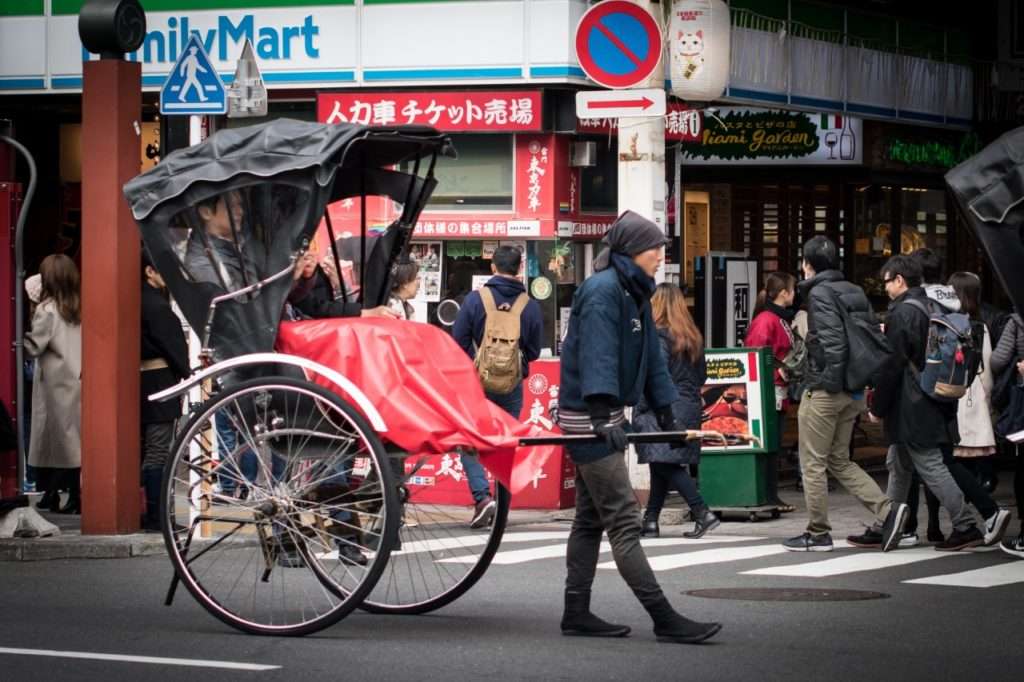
[470,496,497,529]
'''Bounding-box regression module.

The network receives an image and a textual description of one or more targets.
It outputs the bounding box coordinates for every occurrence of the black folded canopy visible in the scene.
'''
[946,127,1024,315]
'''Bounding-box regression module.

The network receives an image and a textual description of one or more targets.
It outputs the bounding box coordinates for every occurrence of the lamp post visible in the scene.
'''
[78,0,146,534]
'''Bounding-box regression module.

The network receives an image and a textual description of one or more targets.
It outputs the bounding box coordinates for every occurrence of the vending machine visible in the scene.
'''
[694,252,758,348]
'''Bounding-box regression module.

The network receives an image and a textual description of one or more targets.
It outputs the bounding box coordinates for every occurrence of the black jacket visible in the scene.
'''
[634,329,706,465]
[871,287,956,447]
[798,269,875,394]
[141,285,190,424]
[290,268,362,319]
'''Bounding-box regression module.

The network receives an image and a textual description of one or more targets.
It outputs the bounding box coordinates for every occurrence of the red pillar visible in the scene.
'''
[80,59,141,534]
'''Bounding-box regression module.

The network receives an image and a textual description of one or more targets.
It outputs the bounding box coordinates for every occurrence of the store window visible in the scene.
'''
[900,187,948,270]
[424,134,513,211]
[579,137,618,213]
[852,185,895,303]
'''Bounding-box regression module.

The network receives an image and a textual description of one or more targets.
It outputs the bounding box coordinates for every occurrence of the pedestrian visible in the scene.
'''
[25,254,82,515]
[868,255,985,551]
[386,260,420,320]
[454,245,542,528]
[557,210,721,644]
[634,283,718,539]
[745,271,799,512]
[782,236,907,553]
[990,310,1024,558]
[140,254,190,531]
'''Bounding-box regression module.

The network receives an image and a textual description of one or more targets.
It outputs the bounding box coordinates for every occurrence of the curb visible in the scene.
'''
[0,534,167,562]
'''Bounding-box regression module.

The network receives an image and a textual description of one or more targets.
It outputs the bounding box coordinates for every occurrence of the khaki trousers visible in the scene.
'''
[798,390,891,535]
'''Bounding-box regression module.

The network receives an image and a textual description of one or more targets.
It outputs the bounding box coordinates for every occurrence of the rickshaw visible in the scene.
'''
[123,118,754,637]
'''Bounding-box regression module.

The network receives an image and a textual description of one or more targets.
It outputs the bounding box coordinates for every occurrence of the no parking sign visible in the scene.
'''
[574,1,663,89]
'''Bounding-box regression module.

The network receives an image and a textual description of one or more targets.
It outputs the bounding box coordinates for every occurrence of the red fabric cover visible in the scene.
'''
[276,318,558,494]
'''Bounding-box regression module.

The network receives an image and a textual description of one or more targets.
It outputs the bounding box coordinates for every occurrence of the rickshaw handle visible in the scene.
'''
[518,430,761,448]
[147,352,388,433]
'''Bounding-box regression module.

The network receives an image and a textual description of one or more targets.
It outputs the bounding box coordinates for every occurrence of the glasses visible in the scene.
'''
[883,276,899,285]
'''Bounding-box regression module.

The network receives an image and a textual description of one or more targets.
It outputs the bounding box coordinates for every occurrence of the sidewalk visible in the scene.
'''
[1,466,1016,561]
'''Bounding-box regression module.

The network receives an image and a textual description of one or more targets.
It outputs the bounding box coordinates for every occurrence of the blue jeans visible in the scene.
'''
[215,412,284,491]
[461,382,524,503]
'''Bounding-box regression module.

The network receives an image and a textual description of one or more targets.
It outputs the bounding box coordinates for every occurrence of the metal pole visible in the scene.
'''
[0,134,38,495]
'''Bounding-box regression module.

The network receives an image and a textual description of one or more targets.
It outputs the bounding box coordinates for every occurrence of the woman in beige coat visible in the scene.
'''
[25,254,82,514]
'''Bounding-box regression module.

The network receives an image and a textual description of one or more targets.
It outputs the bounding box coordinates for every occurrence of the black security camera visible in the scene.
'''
[78,0,147,60]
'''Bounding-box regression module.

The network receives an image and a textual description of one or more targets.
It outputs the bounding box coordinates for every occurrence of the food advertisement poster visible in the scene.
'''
[700,348,774,453]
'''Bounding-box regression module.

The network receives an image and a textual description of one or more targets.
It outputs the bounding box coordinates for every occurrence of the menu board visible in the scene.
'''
[700,347,777,454]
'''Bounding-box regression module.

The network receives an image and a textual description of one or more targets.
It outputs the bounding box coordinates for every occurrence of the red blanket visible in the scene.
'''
[276,318,558,494]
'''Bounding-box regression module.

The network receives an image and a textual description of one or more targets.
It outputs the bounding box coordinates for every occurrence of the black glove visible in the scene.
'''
[593,421,629,452]
[655,406,677,432]
[586,394,629,452]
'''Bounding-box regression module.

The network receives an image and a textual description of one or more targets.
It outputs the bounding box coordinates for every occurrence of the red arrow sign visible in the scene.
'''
[589,96,656,111]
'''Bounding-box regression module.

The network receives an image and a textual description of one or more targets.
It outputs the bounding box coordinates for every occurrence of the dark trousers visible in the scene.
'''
[647,462,704,514]
[566,452,665,608]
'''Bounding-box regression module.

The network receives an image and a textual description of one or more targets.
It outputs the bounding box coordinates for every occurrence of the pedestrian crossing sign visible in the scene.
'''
[160,34,227,115]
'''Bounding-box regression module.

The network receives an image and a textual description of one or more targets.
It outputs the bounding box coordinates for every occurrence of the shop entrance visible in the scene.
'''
[731,184,845,279]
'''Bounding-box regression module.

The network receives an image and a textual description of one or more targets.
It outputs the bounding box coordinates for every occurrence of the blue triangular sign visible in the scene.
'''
[160,34,227,115]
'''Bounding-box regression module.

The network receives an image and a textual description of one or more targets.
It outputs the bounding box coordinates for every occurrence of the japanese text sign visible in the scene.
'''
[318,91,543,132]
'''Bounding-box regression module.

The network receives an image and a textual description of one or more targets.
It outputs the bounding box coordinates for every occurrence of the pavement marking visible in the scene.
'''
[0,647,279,671]
[742,546,964,577]
[903,560,1024,588]
[453,536,765,567]
[394,531,570,556]
[612,543,790,571]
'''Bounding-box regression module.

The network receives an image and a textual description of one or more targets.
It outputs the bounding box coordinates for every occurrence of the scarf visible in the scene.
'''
[610,251,656,308]
[766,301,796,323]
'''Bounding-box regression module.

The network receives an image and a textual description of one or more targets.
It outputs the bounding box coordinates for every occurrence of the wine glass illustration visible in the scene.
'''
[824,132,838,159]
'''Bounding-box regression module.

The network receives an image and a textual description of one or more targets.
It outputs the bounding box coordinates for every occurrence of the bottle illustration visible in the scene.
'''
[839,117,856,160]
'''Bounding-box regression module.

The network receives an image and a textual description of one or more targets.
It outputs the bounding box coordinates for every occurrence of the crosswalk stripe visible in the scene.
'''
[903,560,1024,588]
[440,535,765,565]
[600,543,789,571]
[394,531,570,556]
[742,546,964,577]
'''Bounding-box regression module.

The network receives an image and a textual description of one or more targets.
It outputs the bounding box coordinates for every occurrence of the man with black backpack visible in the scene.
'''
[869,255,985,551]
[454,245,542,527]
[783,236,908,553]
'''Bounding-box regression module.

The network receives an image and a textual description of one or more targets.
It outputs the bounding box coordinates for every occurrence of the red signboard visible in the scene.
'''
[404,360,575,510]
[577,103,702,141]
[514,134,554,219]
[318,91,544,132]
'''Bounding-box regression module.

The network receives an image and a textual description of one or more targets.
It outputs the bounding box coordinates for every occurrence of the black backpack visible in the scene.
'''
[829,287,892,392]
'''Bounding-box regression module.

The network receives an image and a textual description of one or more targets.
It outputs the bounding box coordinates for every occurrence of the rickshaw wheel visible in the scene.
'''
[359,477,510,615]
[160,377,398,636]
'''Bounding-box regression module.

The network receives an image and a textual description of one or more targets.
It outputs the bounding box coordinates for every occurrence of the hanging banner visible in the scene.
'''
[318,90,543,131]
[679,108,863,165]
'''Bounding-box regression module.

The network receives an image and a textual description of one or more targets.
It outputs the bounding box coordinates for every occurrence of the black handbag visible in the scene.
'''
[995,379,1024,440]
[992,358,1021,413]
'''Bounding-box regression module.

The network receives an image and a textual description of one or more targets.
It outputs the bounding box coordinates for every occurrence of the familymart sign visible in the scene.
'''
[0,1,355,91]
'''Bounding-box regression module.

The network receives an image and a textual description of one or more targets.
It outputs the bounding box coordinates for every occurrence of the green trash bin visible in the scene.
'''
[697,347,779,511]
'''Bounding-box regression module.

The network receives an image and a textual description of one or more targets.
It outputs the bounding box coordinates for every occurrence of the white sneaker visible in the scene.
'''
[898,532,920,548]
[983,509,1012,546]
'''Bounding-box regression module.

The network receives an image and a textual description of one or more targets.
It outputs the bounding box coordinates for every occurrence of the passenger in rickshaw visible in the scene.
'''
[290,234,400,320]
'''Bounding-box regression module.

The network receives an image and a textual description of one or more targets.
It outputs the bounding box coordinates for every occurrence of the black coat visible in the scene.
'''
[871,287,956,447]
[798,269,877,394]
[634,329,706,465]
[290,268,362,319]
[141,285,190,424]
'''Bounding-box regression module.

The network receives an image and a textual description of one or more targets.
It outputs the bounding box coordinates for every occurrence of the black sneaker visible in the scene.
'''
[470,495,497,529]
[926,527,945,544]
[782,532,833,552]
[846,527,883,548]
[935,526,983,552]
[983,509,1012,547]
[337,542,369,566]
[880,502,909,552]
[1000,531,1024,559]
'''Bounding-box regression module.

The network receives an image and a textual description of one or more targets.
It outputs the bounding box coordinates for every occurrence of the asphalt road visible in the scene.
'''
[1,524,1022,682]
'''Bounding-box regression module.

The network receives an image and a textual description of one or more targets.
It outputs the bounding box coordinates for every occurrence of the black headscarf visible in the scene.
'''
[593,210,669,272]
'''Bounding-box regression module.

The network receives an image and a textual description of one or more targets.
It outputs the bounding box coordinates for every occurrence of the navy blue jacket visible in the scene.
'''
[453,275,543,379]
[559,267,678,462]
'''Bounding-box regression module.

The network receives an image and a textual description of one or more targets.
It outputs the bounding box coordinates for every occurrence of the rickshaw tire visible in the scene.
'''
[160,376,400,636]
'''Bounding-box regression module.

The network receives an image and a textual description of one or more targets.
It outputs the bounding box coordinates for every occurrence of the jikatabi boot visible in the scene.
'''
[560,589,630,637]
[645,597,721,644]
